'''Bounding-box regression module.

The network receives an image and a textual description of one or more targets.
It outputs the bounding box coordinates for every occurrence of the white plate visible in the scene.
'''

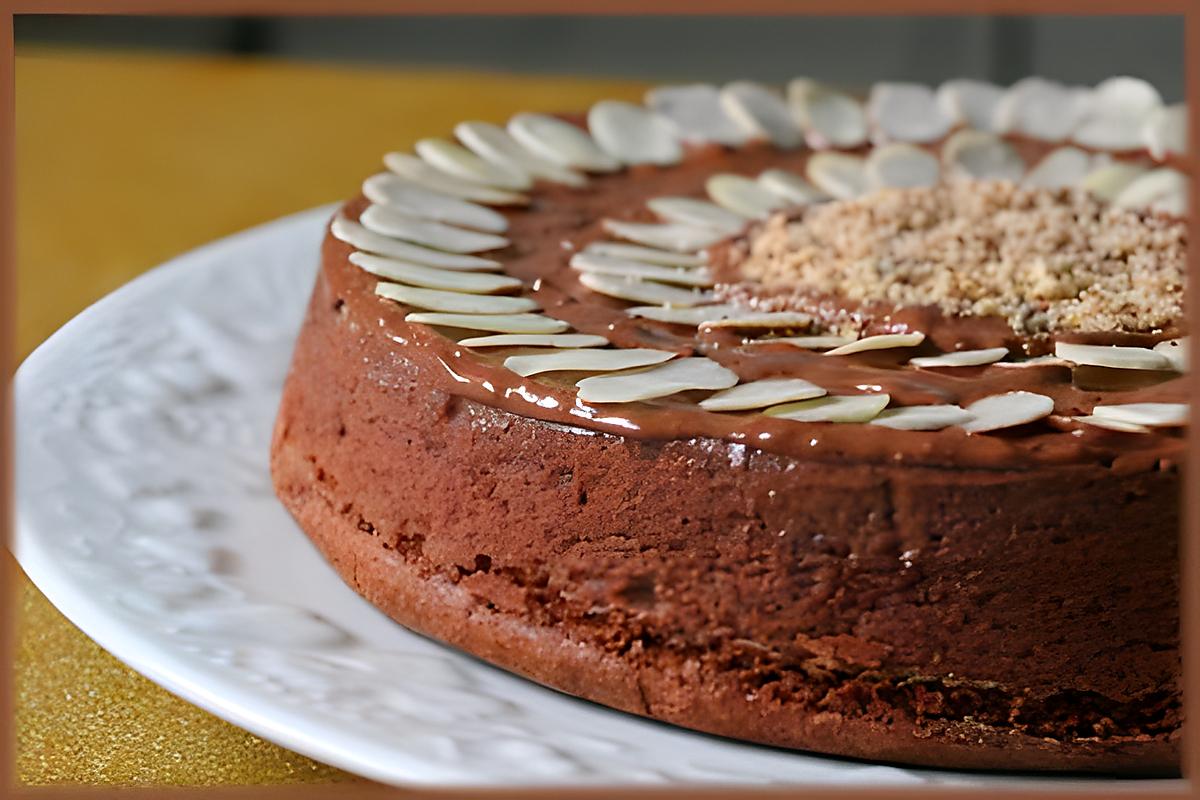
[12,207,1169,789]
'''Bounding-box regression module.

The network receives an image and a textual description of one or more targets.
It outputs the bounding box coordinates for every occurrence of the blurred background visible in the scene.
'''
[15,15,1187,99]
[11,14,1188,786]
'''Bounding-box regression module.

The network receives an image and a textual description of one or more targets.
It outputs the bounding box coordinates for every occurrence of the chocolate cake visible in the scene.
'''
[270,77,1189,773]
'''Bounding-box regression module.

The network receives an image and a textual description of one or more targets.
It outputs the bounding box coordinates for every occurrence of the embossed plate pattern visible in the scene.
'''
[12,207,1159,788]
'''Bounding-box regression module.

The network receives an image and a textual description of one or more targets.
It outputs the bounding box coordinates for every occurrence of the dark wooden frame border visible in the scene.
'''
[0,4,1195,798]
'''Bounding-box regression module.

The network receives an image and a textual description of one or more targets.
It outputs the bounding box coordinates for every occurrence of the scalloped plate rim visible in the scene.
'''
[11,204,452,786]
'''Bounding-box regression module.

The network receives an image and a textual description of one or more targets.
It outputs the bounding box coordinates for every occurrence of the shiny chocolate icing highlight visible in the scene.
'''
[334,134,1187,473]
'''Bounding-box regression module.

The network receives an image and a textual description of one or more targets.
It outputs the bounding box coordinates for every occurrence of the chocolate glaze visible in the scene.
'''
[334,131,1187,472]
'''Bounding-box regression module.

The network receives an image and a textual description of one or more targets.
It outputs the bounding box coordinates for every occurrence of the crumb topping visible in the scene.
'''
[731,179,1187,336]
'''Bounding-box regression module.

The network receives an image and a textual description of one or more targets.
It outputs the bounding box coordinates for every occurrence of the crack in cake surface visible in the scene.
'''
[731,179,1187,337]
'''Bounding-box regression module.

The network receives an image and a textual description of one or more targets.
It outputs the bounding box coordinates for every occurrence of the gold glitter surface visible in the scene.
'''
[14,47,646,786]
[15,566,356,785]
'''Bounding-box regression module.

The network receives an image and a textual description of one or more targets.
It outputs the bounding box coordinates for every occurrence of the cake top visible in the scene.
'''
[323,74,1191,465]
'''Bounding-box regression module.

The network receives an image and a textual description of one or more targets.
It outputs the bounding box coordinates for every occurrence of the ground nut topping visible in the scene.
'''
[732,179,1187,336]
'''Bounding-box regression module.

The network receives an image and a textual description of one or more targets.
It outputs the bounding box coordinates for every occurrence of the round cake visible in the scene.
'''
[270,77,1188,773]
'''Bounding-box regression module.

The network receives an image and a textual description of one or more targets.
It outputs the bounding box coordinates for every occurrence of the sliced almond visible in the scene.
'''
[587,100,682,166]
[1022,147,1095,189]
[375,282,537,314]
[384,152,528,205]
[1072,76,1162,151]
[700,312,813,330]
[936,78,1004,133]
[626,304,742,325]
[870,405,973,431]
[706,173,787,219]
[354,209,508,254]
[993,78,1090,141]
[764,394,891,424]
[1080,162,1148,202]
[754,335,857,350]
[359,199,507,242]
[961,391,1054,433]
[646,196,747,235]
[1054,341,1173,371]
[578,273,713,307]
[361,174,508,233]
[455,121,586,187]
[720,81,803,149]
[575,357,738,403]
[1092,402,1188,428]
[909,347,1009,368]
[507,112,621,173]
[601,219,727,253]
[941,130,1025,182]
[644,83,749,146]
[405,312,569,334]
[699,377,826,411]
[1142,104,1187,161]
[349,252,522,294]
[865,143,940,189]
[458,333,609,349]
[583,241,707,268]
[570,252,713,287]
[825,332,926,356]
[1153,338,1188,372]
[757,169,829,205]
[806,152,868,200]
[330,216,501,271]
[1150,188,1188,217]
[415,137,531,191]
[993,355,1072,369]
[1072,119,1148,153]
[1073,415,1151,434]
[504,348,675,377]
[1089,76,1162,116]
[787,79,867,149]
[867,82,952,143]
[1112,168,1189,214]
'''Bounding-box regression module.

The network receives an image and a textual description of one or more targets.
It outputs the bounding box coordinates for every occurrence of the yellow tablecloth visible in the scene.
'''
[14,46,645,785]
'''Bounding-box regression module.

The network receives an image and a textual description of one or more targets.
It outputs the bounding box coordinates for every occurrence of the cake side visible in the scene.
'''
[268,220,1181,772]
